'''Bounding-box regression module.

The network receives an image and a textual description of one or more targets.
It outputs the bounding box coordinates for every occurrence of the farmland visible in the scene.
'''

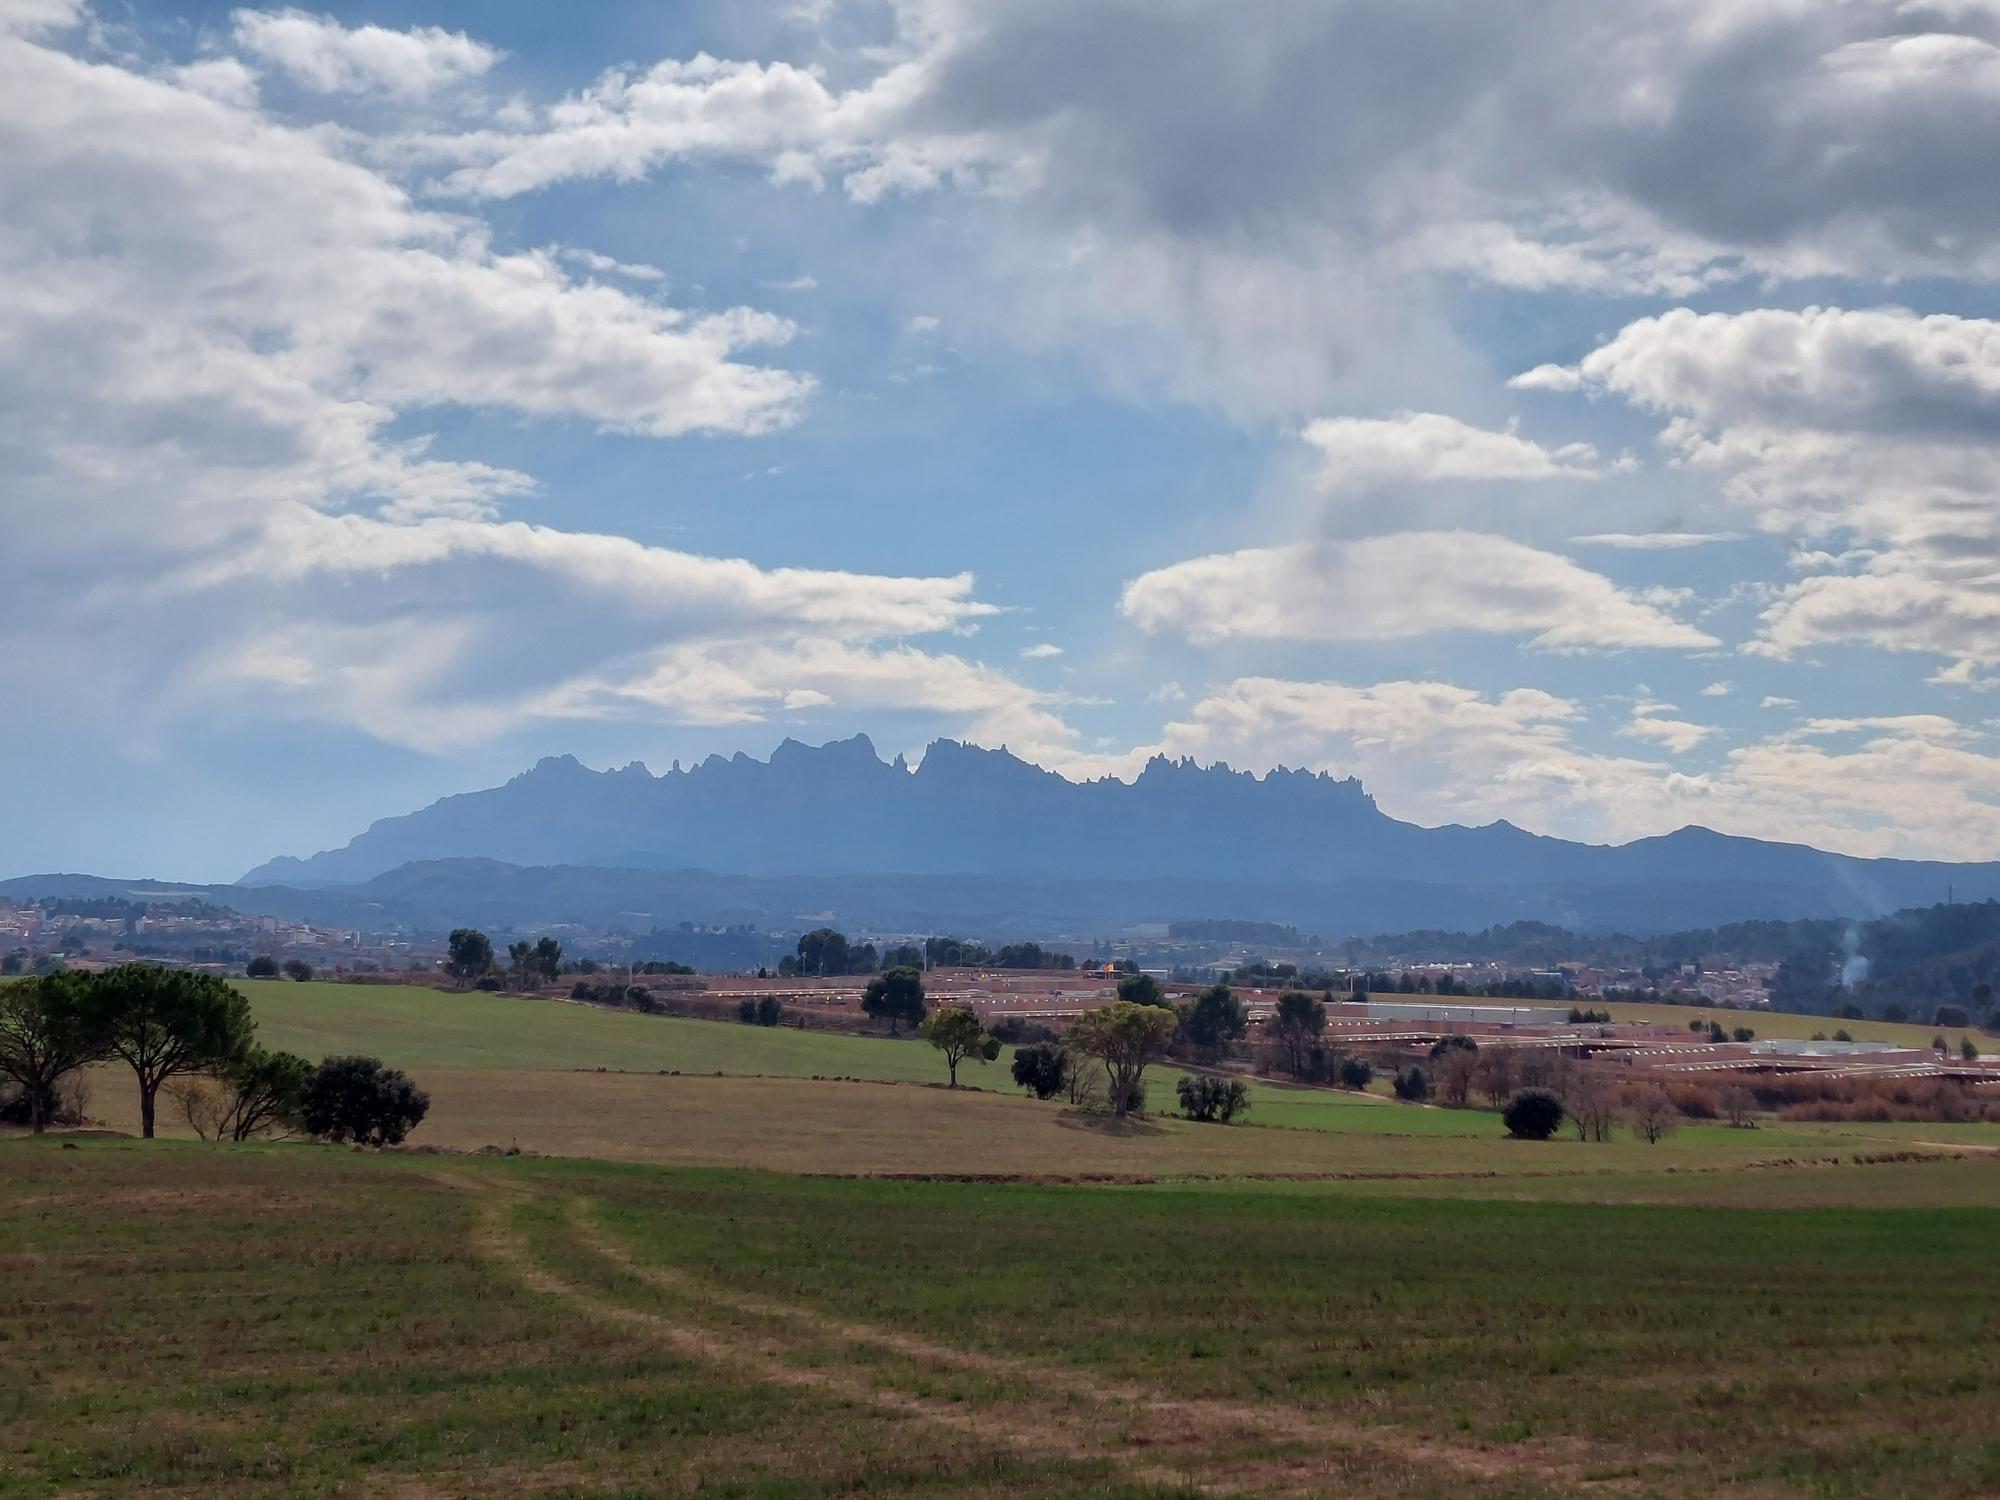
[7,974,2000,1498]
[4,1137,2000,1499]
[1594,997,1988,1055]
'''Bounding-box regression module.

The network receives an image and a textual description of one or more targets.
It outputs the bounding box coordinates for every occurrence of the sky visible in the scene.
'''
[7,0,2000,881]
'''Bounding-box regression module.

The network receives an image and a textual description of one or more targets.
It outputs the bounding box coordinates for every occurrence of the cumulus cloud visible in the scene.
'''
[1302,412,1598,493]
[0,21,1056,762]
[1119,533,1716,651]
[1019,642,1063,659]
[1103,676,2000,860]
[1541,305,2000,667]
[396,1,2000,416]
[1621,702,1715,754]
[231,8,502,99]
[1570,531,1744,549]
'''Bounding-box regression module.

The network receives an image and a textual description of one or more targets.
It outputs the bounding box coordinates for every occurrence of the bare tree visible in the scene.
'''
[1569,1070,1616,1142]
[1066,1055,1108,1109]
[1721,1085,1757,1129]
[169,1076,228,1141]
[1475,1050,1517,1110]
[1629,1084,1679,1145]
[1437,1048,1479,1108]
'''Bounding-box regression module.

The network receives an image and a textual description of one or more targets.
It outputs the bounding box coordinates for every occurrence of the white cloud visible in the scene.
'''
[1570,531,1743,550]
[1542,305,2000,667]
[1621,702,1714,754]
[0,0,80,36]
[231,8,502,99]
[1101,675,2000,860]
[1701,680,1734,697]
[558,246,666,281]
[909,313,941,332]
[398,1,2000,419]
[1119,533,1716,651]
[1760,696,1799,709]
[0,21,1059,765]
[1302,411,1598,493]
[1019,642,1063,659]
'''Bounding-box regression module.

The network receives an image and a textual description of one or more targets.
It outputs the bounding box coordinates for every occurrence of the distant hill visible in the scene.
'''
[223,735,2000,935]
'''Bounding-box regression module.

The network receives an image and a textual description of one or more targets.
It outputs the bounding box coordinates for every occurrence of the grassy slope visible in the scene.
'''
[235,980,1499,1137]
[239,979,954,1081]
[4,1139,1998,1499]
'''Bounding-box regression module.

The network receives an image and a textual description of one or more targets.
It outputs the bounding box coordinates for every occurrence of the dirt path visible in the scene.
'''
[456,1176,1659,1497]
[464,1187,1234,1494]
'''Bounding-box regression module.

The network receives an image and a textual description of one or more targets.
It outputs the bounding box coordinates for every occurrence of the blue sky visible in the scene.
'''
[6,0,2000,880]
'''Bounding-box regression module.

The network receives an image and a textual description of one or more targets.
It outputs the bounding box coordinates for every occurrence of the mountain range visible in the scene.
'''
[200,735,2000,936]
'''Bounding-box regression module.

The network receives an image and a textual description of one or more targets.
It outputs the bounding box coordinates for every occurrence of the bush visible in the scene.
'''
[1732,1027,1755,1043]
[473,976,503,992]
[282,958,314,982]
[1176,1074,1249,1123]
[1428,1034,1478,1058]
[1010,1041,1070,1099]
[990,1016,1059,1046]
[1502,1088,1565,1140]
[245,955,279,978]
[301,1056,430,1146]
[1392,1066,1430,1102]
[1337,1056,1372,1090]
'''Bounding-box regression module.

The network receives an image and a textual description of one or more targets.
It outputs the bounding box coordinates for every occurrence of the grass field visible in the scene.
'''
[229,980,1505,1140]
[11,976,2000,1497]
[5,1137,1999,1499]
[85,1066,1938,1184]
[1597,998,1988,1054]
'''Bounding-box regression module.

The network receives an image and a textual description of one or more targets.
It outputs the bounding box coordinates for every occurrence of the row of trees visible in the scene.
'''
[0,966,427,1145]
[245,955,315,981]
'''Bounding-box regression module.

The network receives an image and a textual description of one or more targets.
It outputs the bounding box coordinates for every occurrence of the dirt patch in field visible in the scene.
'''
[6,1185,334,1215]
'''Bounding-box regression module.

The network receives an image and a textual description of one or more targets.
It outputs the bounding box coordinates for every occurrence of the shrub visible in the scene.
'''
[990,1016,1059,1046]
[1936,1004,1971,1029]
[1666,1082,1721,1120]
[1337,1056,1373,1090]
[1502,1088,1565,1140]
[736,998,759,1024]
[1732,1027,1755,1043]
[1176,1074,1250,1123]
[1428,1034,1478,1058]
[282,958,314,983]
[301,1055,430,1146]
[756,995,783,1027]
[245,955,279,978]
[473,976,503,992]
[1011,1041,1070,1100]
[1392,1066,1430,1102]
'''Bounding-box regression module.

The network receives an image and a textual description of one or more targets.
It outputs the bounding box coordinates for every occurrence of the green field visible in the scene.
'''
[237,979,955,1082]
[233,980,1499,1139]
[1598,998,1988,1054]
[10,975,2000,1496]
[4,1138,1998,1499]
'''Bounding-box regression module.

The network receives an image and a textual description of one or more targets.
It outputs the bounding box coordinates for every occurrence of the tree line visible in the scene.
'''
[0,966,427,1145]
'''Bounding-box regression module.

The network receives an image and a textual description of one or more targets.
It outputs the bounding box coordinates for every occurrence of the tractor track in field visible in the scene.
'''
[457,1176,1665,1498]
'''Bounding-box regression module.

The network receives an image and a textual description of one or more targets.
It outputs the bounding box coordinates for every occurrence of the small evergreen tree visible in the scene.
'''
[1502,1088,1565,1140]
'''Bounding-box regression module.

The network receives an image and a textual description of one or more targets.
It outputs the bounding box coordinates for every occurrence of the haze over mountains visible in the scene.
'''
[206,736,2000,937]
